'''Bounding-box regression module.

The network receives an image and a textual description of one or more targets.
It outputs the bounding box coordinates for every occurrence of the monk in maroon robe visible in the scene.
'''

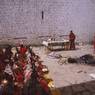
[93,35,95,53]
[69,30,76,50]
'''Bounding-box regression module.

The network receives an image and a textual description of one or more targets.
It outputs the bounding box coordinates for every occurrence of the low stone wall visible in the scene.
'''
[57,80,95,95]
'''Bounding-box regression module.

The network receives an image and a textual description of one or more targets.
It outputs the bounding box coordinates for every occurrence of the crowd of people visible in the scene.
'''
[0,44,52,95]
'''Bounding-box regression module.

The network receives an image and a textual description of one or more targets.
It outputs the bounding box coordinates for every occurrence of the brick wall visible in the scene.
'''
[0,0,95,45]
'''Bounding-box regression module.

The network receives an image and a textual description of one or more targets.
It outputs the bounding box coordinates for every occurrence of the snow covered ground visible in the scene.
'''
[32,45,95,88]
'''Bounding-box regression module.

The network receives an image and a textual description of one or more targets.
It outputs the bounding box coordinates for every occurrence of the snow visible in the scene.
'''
[32,45,95,88]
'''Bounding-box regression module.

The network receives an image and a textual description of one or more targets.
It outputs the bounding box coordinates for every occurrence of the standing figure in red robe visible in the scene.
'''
[93,35,95,53]
[69,30,76,50]
[19,44,27,55]
[19,44,27,59]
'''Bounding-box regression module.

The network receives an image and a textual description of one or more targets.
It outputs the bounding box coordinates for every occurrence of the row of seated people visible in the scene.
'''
[0,44,52,95]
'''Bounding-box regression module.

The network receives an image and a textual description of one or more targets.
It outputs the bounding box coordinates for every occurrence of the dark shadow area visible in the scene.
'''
[49,48,69,51]
[47,48,79,52]
[52,80,95,95]
[67,54,95,65]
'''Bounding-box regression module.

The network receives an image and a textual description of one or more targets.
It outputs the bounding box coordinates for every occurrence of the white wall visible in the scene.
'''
[0,0,95,45]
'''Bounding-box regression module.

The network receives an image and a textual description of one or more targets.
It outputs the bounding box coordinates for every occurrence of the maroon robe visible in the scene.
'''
[69,31,76,50]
